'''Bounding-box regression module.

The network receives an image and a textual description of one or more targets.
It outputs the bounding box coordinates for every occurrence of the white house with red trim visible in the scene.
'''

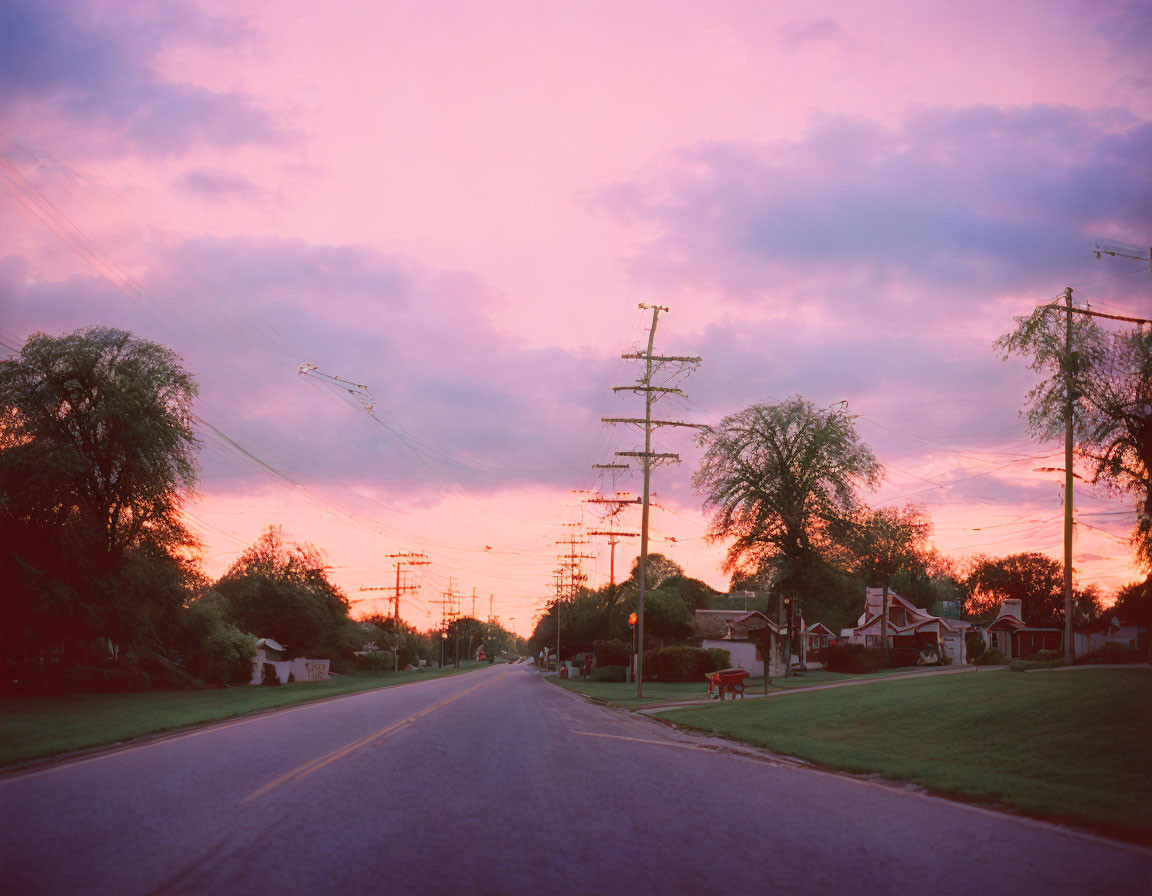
[985,600,1061,659]
[805,622,836,653]
[847,588,969,665]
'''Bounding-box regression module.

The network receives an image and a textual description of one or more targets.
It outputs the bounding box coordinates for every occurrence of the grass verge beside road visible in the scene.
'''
[0,663,486,768]
[658,668,1152,841]
[551,668,920,708]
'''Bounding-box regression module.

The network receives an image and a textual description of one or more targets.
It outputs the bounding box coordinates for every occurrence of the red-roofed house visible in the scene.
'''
[805,622,836,653]
[985,599,1061,659]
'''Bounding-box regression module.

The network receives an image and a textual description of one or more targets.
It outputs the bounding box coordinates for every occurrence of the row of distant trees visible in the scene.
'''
[0,327,520,694]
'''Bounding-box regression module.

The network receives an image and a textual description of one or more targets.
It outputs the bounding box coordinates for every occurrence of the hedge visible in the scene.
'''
[1074,642,1147,665]
[594,640,632,668]
[642,646,725,681]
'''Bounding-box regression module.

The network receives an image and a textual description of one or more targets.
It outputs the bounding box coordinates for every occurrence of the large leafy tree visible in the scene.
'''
[694,396,882,604]
[965,552,1099,628]
[0,327,199,671]
[996,300,1107,443]
[215,526,353,659]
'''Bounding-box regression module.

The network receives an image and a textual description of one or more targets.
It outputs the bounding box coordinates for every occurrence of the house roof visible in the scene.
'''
[807,622,835,636]
[255,637,286,652]
[852,589,968,636]
[694,610,780,641]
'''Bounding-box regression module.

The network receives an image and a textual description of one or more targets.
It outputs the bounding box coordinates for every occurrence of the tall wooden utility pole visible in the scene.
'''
[605,304,705,698]
[1042,287,1151,663]
[385,552,429,620]
[1062,287,1075,665]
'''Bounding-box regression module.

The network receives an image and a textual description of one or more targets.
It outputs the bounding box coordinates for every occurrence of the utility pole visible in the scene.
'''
[430,578,459,668]
[553,522,595,674]
[1062,287,1075,665]
[1040,287,1152,663]
[385,552,430,620]
[585,483,641,596]
[605,304,706,698]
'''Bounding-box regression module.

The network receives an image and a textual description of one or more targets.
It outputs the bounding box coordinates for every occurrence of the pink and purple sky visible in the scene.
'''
[2,0,1150,634]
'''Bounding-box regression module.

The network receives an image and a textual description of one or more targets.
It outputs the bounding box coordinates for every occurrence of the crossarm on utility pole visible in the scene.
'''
[615,451,680,461]
[602,417,711,429]
[611,386,684,394]
[620,353,702,363]
[1047,306,1152,326]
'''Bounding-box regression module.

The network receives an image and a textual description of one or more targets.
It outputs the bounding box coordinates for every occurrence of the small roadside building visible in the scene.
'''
[694,610,784,677]
[250,637,331,685]
[985,600,1061,659]
[847,588,969,665]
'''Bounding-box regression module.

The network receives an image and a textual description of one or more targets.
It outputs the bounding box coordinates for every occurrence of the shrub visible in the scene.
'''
[706,648,732,672]
[354,651,395,672]
[642,646,716,681]
[590,665,627,682]
[975,647,1008,666]
[822,644,886,673]
[1075,642,1146,665]
[62,663,152,693]
[594,640,632,668]
[887,647,921,669]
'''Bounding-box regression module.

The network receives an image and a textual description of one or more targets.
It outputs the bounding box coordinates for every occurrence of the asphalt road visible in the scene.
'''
[2,663,1149,895]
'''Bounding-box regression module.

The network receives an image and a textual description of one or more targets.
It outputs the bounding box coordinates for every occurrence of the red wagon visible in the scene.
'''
[706,668,750,701]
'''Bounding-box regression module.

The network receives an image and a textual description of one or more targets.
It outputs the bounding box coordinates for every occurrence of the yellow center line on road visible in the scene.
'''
[241,668,506,805]
[571,730,717,752]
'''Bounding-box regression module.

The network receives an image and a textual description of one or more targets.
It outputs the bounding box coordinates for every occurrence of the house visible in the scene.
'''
[1073,620,1146,656]
[805,622,836,653]
[847,588,969,665]
[984,600,1061,659]
[694,610,785,677]
[249,637,331,685]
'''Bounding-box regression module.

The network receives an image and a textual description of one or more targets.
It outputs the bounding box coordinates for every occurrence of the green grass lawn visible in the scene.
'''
[659,668,1152,839]
[551,667,923,707]
[0,662,488,767]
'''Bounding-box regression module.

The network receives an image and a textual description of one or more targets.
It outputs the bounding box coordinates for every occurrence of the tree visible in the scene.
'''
[0,327,199,674]
[215,526,353,659]
[627,553,683,590]
[1080,328,1152,570]
[836,504,931,661]
[964,552,1100,628]
[996,302,1107,443]
[1107,577,1151,662]
[694,396,882,604]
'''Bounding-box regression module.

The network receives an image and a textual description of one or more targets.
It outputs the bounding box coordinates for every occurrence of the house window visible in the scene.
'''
[865,635,878,647]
